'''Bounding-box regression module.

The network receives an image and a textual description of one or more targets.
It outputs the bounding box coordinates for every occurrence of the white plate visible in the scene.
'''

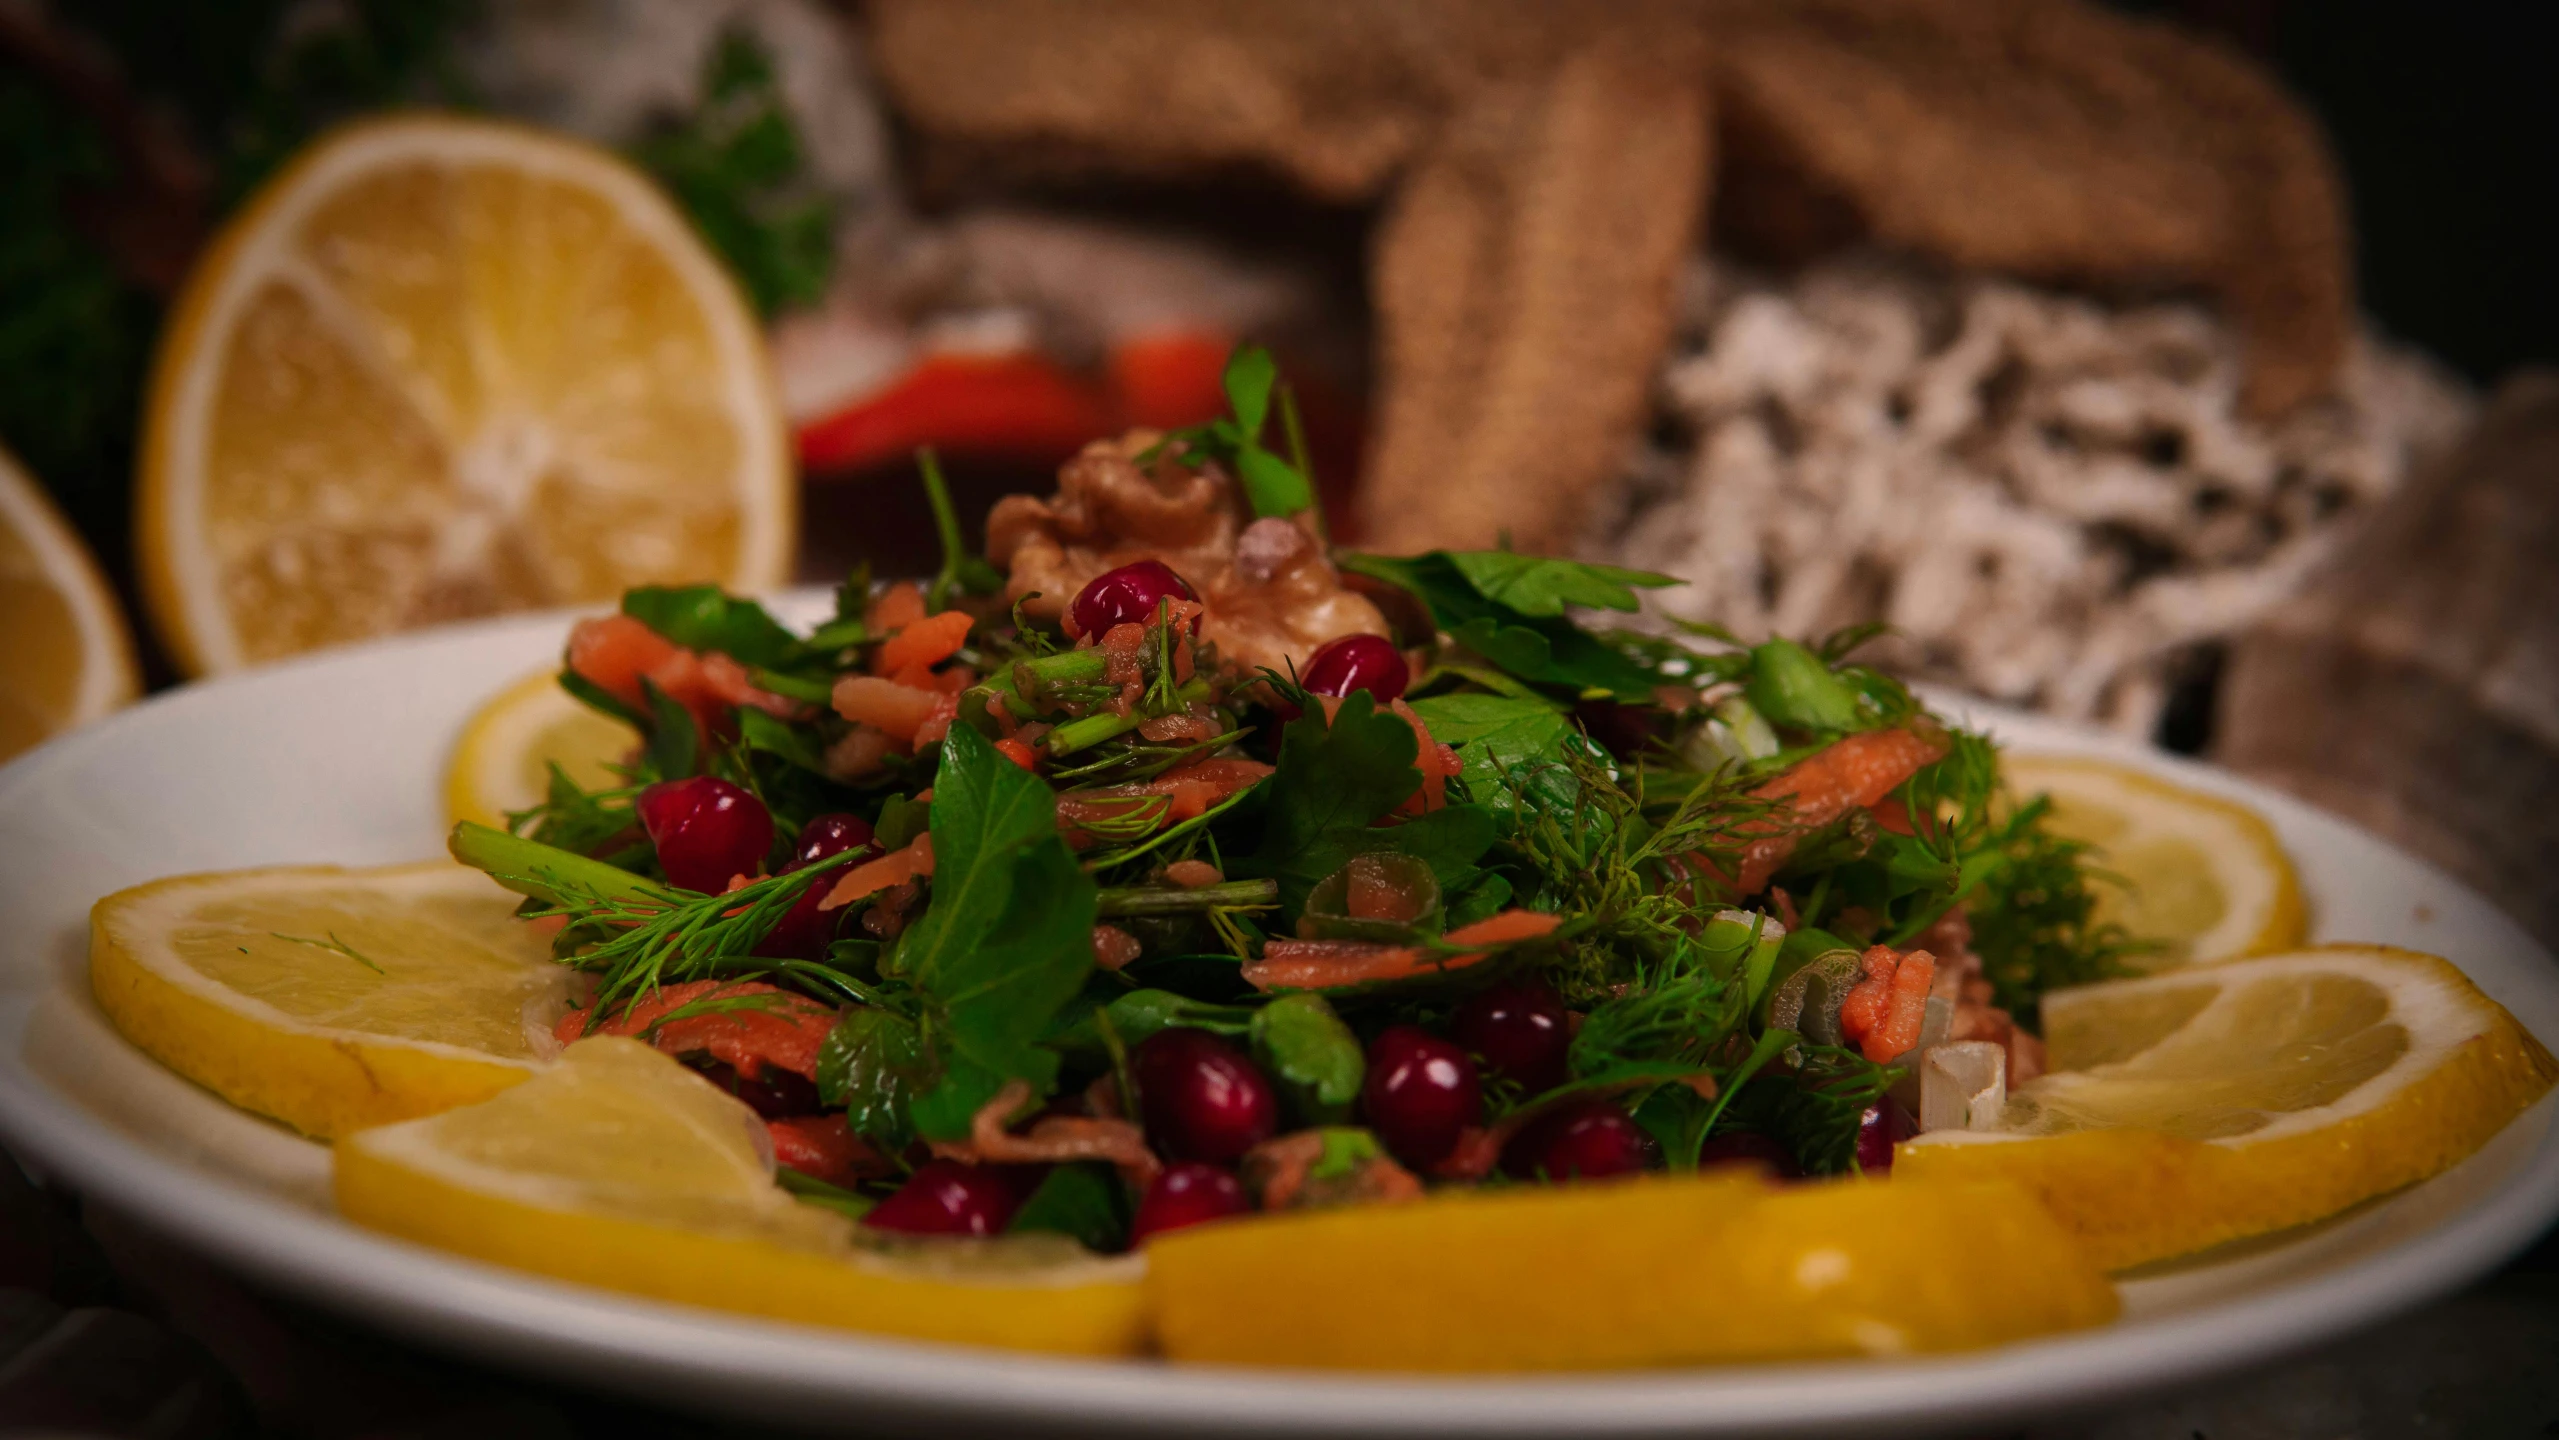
[2,598,2553,1437]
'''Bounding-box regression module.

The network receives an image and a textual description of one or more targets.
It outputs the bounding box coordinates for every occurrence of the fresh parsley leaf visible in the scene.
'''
[1222,694,1496,921]
[1249,992,1364,1126]
[1744,637,1867,734]
[1223,344,1277,437]
[1145,344,1313,519]
[621,586,803,669]
[638,680,700,780]
[1407,693,1575,800]
[910,1051,1053,1144]
[1007,1162,1129,1251]
[1441,553,1678,617]
[892,725,1098,1137]
[1357,805,1499,893]
[1232,446,1312,521]
[736,706,828,774]
[1448,615,1661,699]
[557,668,646,728]
[1337,552,1661,699]
[632,27,835,316]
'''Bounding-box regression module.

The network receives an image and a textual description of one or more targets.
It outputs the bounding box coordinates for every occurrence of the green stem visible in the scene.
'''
[748,667,835,704]
[968,650,1112,720]
[448,822,677,908]
[1278,379,1325,541]
[921,447,964,613]
[1096,879,1278,917]
[1046,677,1215,757]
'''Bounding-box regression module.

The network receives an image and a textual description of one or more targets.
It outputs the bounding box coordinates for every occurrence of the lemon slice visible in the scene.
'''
[0,445,139,763]
[2005,754,2305,966]
[1898,945,2558,1270]
[337,1038,1148,1355]
[91,862,567,1139]
[139,114,793,676]
[1146,1170,2115,1369]
[445,669,638,831]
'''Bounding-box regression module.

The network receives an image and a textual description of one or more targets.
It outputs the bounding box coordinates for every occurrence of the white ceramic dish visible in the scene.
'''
[2,597,2553,1437]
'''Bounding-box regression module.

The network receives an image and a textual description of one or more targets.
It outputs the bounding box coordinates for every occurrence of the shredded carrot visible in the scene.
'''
[831,675,943,746]
[768,1115,892,1187]
[819,832,936,912]
[1241,909,1562,991]
[1719,726,1950,894]
[566,614,803,738]
[1389,699,1449,815]
[1055,758,1272,846]
[992,736,1040,771]
[557,979,840,1080]
[872,610,974,677]
[1836,945,1938,1062]
[868,582,927,633]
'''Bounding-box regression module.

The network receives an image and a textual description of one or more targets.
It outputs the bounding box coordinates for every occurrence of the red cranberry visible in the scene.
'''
[1502,1098,1656,1182]
[1130,1162,1251,1244]
[1695,1129,1800,1178]
[758,813,878,960]
[1133,1028,1278,1163]
[793,812,875,866]
[1069,560,1198,638]
[1452,980,1570,1095]
[1360,1026,1481,1168]
[860,1160,1020,1236]
[1856,1100,1914,1175]
[637,777,773,893]
[693,1059,820,1119]
[1300,634,1409,702]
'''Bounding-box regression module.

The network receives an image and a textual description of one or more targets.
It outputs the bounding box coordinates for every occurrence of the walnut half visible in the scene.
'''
[987,431,1390,678]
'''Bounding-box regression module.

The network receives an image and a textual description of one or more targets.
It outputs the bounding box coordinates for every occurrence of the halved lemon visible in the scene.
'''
[139,114,793,676]
[337,1038,1148,1355]
[1146,1170,2115,1369]
[2005,754,2305,966]
[1899,945,2557,1270]
[0,445,139,763]
[445,669,638,831]
[91,862,566,1138]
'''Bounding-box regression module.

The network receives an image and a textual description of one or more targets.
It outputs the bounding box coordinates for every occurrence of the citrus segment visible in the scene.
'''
[1899,946,2558,1270]
[0,446,139,763]
[90,862,566,1138]
[141,114,791,675]
[445,670,638,831]
[336,1039,1148,1355]
[2005,755,2304,965]
[1145,1171,2115,1370]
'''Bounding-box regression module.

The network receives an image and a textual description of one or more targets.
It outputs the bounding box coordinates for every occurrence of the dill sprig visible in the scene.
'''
[540,849,869,1021]
[1080,783,1260,874]
[1058,791,1174,843]
[1497,745,1775,994]
[449,822,869,1018]
[1966,794,2149,1025]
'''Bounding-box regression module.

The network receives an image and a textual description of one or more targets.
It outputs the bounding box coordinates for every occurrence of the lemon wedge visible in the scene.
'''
[445,669,638,831]
[0,444,139,763]
[139,114,793,676]
[2005,754,2305,966]
[1898,945,2558,1270]
[91,862,566,1139]
[1146,1170,2115,1370]
[336,1038,1148,1356]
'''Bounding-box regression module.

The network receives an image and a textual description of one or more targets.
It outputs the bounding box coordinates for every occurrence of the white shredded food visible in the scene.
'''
[1594,254,2476,735]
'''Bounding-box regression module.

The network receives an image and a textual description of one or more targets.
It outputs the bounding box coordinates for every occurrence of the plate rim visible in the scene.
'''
[3,603,2554,1435]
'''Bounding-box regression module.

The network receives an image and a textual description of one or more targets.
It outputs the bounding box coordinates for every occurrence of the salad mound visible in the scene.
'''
[451,347,2144,1252]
